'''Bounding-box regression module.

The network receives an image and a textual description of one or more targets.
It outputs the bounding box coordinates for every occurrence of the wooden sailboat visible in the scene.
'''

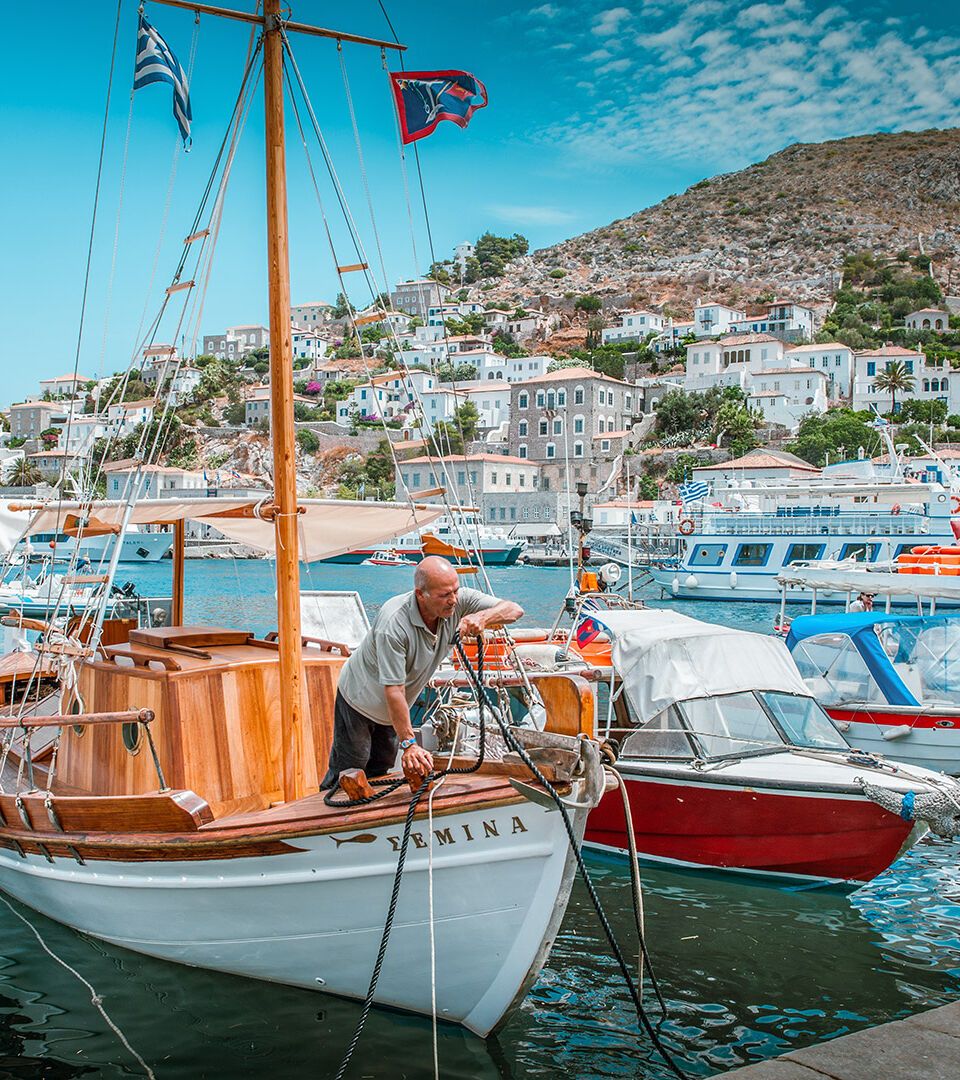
[0,1,607,1039]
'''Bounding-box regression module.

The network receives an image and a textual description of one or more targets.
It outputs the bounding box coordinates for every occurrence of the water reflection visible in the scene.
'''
[0,840,957,1078]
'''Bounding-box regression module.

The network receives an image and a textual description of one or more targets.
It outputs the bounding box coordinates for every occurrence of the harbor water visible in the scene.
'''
[1,562,958,1078]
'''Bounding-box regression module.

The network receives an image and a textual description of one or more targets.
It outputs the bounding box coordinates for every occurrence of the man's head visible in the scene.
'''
[414,556,460,623]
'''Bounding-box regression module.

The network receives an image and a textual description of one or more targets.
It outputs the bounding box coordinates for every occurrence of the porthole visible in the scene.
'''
[70,697,85,738]
[122,722,142,754]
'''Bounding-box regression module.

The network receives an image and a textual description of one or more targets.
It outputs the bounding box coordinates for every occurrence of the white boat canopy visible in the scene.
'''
[589,609,811,726]
[0,498,444,563]
[776,564,960,601]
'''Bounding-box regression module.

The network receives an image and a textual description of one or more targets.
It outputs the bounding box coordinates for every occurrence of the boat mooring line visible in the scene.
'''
[0,894,155,1079]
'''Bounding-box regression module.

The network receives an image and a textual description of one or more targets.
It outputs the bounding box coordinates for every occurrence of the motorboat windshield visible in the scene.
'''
[620,689,848,761]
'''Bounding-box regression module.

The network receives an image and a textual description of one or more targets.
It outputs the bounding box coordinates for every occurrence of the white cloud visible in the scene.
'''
[530,3,560,17]
[593,7,632,37]
[488,204,576,226]
[518,0,960,171]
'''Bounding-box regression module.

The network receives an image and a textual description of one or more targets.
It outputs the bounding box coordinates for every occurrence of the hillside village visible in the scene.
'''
[5,130,960,531]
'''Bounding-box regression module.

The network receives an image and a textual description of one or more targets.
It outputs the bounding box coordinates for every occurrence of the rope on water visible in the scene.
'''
[0,895,155,1079]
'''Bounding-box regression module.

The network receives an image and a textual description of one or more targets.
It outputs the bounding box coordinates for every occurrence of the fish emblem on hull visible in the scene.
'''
[330,833,378,848]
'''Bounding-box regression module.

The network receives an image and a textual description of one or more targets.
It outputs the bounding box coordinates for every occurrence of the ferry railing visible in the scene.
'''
[691,512,932,538]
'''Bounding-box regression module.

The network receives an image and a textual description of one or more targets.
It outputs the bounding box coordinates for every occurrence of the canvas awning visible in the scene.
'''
[0,498,443,563]
[589,609,811,725]
[776,565,960,602]
[508,523,561,538]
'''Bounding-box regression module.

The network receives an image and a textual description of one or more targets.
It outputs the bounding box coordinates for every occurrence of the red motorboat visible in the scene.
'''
[579,609,960,885]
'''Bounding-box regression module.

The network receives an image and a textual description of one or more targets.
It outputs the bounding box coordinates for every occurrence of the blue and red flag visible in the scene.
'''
[389,70,487,144]
[576,617,603,649]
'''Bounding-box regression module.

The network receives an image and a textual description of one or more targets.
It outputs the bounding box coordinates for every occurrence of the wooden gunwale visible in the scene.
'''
[0,779,558,862]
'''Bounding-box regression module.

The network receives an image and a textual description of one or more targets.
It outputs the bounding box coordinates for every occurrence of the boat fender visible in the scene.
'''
[729,571,737,588]
[891,503,901,516]
[684,574,698,589]
[671,576,680,595]
[881,725,913,741]
[858,778,960,838]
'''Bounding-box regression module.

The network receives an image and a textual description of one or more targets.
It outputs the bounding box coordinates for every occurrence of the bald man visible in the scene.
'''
[321,556,523,788]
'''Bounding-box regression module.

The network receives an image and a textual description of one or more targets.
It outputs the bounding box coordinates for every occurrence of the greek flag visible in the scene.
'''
[133,15,192,147]
[678,481,708,504]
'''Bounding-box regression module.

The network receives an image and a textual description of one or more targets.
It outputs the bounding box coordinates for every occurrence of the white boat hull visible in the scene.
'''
[48,531,173,564]
[649,566,960,607]
[0,796,585,1036]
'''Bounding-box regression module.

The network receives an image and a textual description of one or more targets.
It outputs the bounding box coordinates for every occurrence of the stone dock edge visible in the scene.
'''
[714,1000,960,1079]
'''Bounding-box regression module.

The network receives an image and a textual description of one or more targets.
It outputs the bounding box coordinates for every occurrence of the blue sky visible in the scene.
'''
[3,0,960,404]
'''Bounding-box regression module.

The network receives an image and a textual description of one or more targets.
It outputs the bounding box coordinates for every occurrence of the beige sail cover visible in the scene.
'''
[0,498,444,563]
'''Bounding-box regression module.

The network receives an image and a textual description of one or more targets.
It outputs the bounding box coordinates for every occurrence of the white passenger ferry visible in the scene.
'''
[649,477,957,605]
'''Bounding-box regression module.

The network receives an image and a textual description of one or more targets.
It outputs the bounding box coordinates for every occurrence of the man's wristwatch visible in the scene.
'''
[399,737,417,751]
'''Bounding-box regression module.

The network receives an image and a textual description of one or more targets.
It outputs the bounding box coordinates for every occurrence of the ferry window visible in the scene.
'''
[733,543,772,566]
[840,543,879,562]
[786,543,824,564]
[760,692,847,750]
[691,544,727,566]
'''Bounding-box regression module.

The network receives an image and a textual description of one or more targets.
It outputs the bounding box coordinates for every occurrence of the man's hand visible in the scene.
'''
[403,743,434,780]
[458,612,487,639]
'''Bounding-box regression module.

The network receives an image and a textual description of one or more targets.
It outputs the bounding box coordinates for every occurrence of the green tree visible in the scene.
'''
[637,474,659,500]
[466,232,529,281]
[666,453,710,484]
[574,294,602,314]
[296,428,320,453]
[223,402,247,426]
[873,360,915,415]
[897,398,947,424]
[435,361,478,383]
[786,409,879,467]
[7,459,41,486]
[332,292,354,319]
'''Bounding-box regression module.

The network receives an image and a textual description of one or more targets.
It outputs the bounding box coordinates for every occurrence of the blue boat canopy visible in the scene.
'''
[787,612,960,708]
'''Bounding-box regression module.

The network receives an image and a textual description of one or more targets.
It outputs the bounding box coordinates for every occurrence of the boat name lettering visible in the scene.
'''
[384,817,528,852]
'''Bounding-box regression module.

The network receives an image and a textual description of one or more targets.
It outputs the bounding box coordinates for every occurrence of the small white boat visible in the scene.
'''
[362,549,415,567]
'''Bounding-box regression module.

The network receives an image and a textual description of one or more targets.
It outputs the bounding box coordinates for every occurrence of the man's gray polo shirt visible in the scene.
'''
[337,587,498,724]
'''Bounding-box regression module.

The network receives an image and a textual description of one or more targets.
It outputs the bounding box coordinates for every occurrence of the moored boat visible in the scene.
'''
[787,611,960,775]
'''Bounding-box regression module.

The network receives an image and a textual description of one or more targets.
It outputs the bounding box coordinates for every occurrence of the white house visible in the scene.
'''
[453,240,475,276]
[747,367,828,427]
[693,300,746,338]
[335,369,447,432]
[601,310,667,345]
[203,324,269,360]
[685,333,827,429]
[905,308,950,333]
[290,301,332,328]
[853,344,960,415]
[103,462,207,499]
[106,399,155,430]
[38,374,94,400]
[390,278,452,320]
[397,453,541,502]
[449,382,512,431]
[784,342,854,400]
[729,301,816,343]
[507,355,552,382]
[245,386,315,426]
[290,327,330,362]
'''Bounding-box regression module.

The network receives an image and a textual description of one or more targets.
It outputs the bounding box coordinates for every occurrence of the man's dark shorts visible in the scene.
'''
[320,690,400,790]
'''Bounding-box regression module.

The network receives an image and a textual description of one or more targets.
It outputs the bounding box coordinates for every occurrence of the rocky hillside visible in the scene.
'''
[490,128,960,317]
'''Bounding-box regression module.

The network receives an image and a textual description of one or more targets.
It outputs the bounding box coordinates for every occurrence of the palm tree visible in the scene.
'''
[873,360,915,416]
[7,458,41,487]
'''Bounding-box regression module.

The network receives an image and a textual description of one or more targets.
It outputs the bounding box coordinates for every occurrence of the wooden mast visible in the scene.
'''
[263,0,304,803]
[148,0,405,803]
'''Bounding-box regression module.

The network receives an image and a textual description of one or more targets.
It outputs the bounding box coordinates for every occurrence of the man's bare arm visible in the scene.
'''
[384,684,432,778]
[458,600,524,638]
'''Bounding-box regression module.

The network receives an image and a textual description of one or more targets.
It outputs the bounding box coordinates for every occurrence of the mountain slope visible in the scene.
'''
[491,129,960,315]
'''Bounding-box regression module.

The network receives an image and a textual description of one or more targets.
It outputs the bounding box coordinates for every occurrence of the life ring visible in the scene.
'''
[679,518,695,536]
[952,495,960,513]
[891,504,901,516]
